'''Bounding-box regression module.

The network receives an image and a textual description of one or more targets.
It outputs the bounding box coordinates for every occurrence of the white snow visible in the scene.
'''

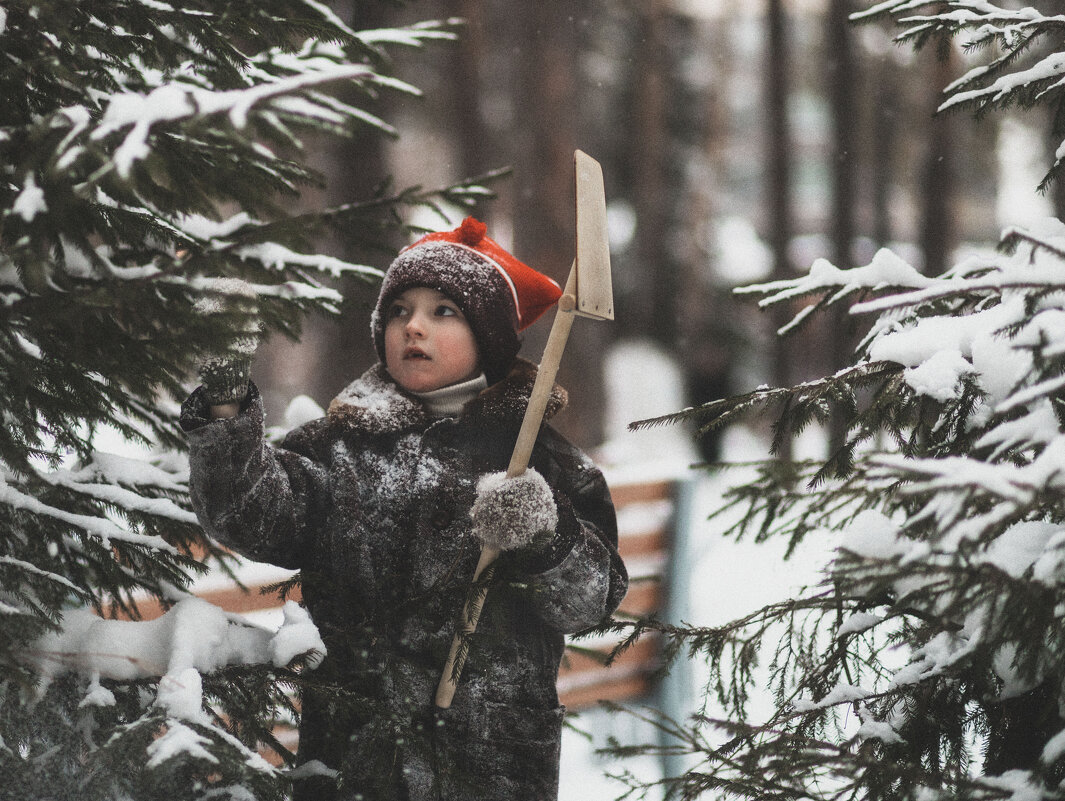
[269,601,326,669]
[89,56,390,178]
[135,0,178,11]
[0,555,82,595]
[30,595,324,720]
[866,296,1018,370]
[176,211,255,241]
[157,667,211,722]
[837,611,884,638]
[14,332,41,358]
[13,174,46,221]
[80,677,117,709]
[739,247,934,308]
[992,642,1041,700]
[901,349,974,401]
[595,339,698,477]
[0,469,175,552]
[234,241,381,281]
[1042,727,1065,764]
[979,770,1044,801]
[59,235,98,278]
[146,722,217,769]
[192,276,258,315]
[856,705,904,745]
[357,27,455,51]
[891,616,983,689]
[36,451,198,525]
[284,395,325,429]
[978,521,1056,580]
[792,683,871,712]
[301,0,358,39]
[1032,528,1065,585]
[943,49,1065,114]
[971,330,1030,409]
[838,510,907,560]
[32,598,266,684]
[286,759,340,780]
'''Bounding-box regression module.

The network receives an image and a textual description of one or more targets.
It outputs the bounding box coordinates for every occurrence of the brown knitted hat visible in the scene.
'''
[372,218,562,383]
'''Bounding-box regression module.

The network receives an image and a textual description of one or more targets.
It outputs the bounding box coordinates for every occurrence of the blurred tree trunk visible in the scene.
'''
[445,0,490,179]
[921,41,959,276]
[507,0,607,450]
[443,0,506,225]
[826,0,859,450]
[766,0,794,460]
[629,2,674,346]
[873,58,899,248]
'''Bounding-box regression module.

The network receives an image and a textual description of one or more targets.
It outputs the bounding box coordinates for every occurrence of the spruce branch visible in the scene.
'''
[0,4,476,797]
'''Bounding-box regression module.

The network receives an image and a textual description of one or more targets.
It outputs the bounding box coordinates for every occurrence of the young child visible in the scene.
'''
[181,217,628,801]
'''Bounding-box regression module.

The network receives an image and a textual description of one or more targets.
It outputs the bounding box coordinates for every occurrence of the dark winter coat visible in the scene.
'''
[180,359,628,801]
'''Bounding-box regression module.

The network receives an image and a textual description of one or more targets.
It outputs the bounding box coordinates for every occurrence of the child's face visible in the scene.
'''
[384,287,481,393]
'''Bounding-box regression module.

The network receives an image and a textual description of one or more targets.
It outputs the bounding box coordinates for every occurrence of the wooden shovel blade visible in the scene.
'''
[574,150,614,321]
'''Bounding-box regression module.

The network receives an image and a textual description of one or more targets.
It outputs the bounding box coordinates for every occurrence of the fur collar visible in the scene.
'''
[326,358,567,435]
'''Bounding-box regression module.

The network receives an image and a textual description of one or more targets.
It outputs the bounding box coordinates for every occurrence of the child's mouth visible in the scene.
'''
[404,348,430,360]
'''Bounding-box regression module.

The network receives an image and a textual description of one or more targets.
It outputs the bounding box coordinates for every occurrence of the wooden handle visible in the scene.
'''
[506,264,577,478]
[433,545,500,708]
[434,264,577,709]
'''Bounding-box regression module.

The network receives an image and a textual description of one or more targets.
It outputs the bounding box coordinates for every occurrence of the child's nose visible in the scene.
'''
[405,311,427,336]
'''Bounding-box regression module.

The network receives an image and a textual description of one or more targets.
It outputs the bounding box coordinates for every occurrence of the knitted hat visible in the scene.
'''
[372,217,562,383]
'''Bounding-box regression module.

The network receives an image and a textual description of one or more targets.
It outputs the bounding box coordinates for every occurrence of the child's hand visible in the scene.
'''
[470,469,559,551]
[195,278,260,408]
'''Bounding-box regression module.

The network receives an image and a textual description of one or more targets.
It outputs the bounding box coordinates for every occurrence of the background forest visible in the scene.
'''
[255,0,1034,460]
[6,0,1065,800]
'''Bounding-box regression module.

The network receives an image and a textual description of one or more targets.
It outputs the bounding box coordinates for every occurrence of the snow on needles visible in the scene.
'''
[91,65,376,178]
[32,598,325,720]
[750,218,1065,412]
[743,215,1065,726]
[13,174,47,221]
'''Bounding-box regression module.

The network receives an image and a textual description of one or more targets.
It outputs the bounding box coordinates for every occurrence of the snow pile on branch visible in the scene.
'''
[32,598,324,716]
[754,218,1065,414]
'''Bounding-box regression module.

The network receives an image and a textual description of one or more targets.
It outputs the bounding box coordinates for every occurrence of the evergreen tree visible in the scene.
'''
[0,2,490,799]
[616,3,1065,799]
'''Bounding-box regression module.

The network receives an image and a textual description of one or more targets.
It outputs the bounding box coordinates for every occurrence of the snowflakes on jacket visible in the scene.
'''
[180,358,628,801]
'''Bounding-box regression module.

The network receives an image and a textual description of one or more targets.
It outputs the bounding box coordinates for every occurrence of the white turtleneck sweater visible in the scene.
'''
[412,373,489,417]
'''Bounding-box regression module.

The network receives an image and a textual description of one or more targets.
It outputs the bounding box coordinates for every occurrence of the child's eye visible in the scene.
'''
[435,304,459,317]
[388,303,409,319]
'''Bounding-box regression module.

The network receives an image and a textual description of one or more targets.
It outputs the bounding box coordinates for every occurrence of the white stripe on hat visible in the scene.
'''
[441,242,525,326]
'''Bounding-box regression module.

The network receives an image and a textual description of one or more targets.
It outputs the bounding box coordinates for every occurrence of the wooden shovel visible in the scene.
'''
[434,150,614,709]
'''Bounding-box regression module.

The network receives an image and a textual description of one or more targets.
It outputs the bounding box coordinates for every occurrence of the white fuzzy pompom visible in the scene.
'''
[470,468,558,551]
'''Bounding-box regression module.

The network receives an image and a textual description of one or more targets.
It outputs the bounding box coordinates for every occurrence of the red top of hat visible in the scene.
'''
[405,217,562,330]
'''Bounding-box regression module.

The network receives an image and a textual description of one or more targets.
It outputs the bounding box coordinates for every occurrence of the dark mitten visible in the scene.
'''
[470,468,558,551]
[195,278,260,406]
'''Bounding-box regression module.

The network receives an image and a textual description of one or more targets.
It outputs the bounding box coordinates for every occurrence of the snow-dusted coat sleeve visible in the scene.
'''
[180,383,330,570]
[503,426,627,634]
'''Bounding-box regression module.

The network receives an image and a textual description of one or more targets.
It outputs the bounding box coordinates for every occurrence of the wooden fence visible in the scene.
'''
[557,476,679,708]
